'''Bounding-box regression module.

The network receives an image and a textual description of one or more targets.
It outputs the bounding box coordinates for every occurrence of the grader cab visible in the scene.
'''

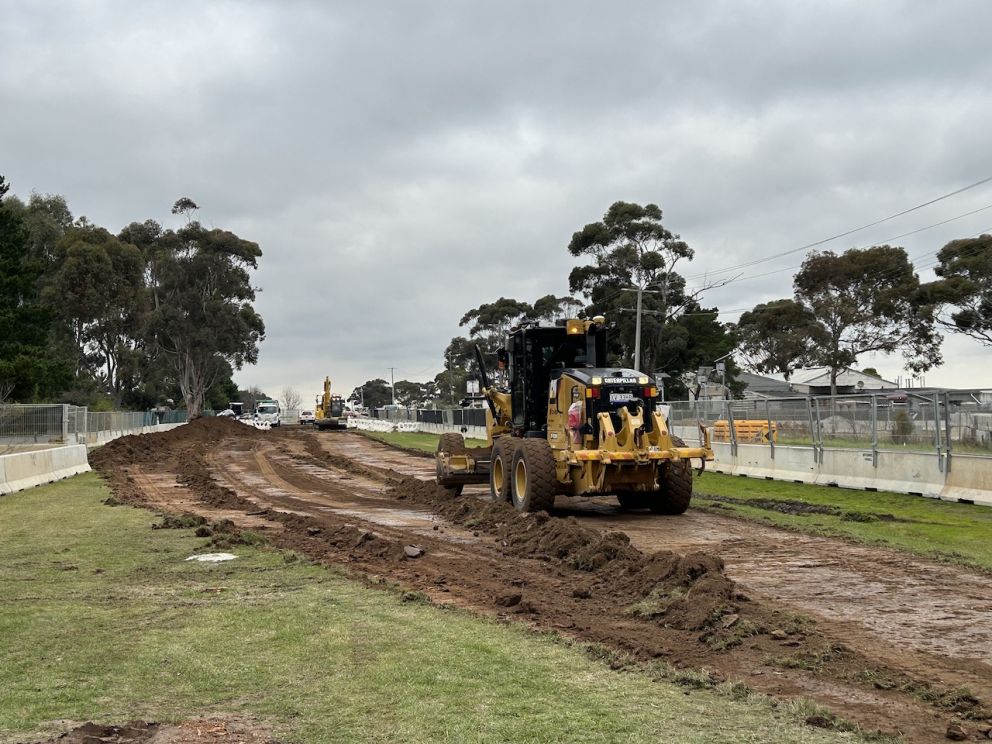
[435,316,713,513]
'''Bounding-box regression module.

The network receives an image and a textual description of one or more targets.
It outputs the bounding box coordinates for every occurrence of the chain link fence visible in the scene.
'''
[668,393,992,456]
[0,405,188,450]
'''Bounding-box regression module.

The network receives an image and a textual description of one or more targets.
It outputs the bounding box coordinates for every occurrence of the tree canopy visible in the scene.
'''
[0,176,72,401]
[146,218,265,417]
[565,201,736,394]
[925,234,992,346]
[736,246,941,394]
[349,379,392,409]
[735,299,823,380]
[0,179,265,411]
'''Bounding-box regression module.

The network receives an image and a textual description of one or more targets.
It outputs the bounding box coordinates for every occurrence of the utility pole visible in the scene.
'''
[634,285,644,372]
[388,367,396,405]
[624,284,661,372]
[447,352,454,406]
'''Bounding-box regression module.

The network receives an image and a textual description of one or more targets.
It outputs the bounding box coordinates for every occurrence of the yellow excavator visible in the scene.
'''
[435,316,713,513]
[314,377,347,430]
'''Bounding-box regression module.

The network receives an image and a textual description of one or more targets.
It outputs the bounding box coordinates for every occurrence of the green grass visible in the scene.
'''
[695,472,992,571]
[359,430,488,454]
[0,474,867,744]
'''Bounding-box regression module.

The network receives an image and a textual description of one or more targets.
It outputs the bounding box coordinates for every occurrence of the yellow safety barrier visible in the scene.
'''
[712,419,777,443]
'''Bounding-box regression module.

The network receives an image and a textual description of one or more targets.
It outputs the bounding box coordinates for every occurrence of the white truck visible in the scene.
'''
[255,399,281,427]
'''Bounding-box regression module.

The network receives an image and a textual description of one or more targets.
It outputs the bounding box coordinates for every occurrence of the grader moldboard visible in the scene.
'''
[435,316,714,513]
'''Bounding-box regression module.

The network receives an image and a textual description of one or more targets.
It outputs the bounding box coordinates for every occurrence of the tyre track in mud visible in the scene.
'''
[90,420,992,742]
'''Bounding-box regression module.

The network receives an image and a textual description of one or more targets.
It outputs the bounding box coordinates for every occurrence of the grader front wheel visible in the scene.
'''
[652,459,692,514]
[510,439,556,513]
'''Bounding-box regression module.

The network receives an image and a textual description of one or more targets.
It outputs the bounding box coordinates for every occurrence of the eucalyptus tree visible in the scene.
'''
[737,246,940,395]
[926,234,992,346]
[145,199,265,417]
[567,200,734,385]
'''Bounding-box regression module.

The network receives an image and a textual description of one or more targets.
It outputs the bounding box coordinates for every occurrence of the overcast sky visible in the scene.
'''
[3,0,991,401]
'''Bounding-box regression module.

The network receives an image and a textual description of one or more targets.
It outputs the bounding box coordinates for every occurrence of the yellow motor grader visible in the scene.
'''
[435,316,713,513]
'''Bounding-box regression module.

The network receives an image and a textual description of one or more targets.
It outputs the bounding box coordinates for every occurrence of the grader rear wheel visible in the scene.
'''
[510,438,556,513]
[489,437,514,503]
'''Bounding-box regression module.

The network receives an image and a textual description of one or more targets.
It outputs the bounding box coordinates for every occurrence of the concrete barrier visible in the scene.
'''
[0,445,91,495]
[416,421,488,440]
[732,444,819,483]
[703,439,981,503]
[942,454,992,506]
[817,448,945,497]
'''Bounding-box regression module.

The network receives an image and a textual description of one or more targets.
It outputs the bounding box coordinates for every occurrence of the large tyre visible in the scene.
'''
[652,437,693,515]
[510,438,557,513]
[489,437,515,503]
[437,433,467,497]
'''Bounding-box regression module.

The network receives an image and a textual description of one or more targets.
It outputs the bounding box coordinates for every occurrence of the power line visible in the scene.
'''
[685,175,992,280]
[706,226,992,321]
[687,207,992,292]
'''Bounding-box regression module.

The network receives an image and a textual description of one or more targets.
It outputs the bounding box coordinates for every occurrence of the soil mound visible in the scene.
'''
[386,476,739,631]
[91,417,256,471]
[37,721,159,743]
[33,718,279,743]
[618,551,737,630]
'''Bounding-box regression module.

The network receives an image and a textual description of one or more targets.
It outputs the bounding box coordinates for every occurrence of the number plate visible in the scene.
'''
[609,392,634,403]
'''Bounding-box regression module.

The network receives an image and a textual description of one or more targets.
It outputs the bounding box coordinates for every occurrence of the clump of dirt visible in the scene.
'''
[153,513,207,530]
[32,717,279,743]
[34,720,159,743]
[620,551,737,631]
[274,511,408,562]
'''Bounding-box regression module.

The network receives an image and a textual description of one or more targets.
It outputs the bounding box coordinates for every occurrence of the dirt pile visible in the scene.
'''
[618,551,737,631]
[387,476,740,632]
[91,418,258,472]
[33,718,279,743]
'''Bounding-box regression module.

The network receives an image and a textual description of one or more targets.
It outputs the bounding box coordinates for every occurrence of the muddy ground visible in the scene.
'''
[86,419,992,743]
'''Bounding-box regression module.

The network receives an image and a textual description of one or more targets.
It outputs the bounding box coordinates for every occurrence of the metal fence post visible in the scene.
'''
[933,392,943,472]
[813,397,824,465]
[870,394,878,468]
[726,400,737,458]
[943,392,952,474]
[765,398,774,460]
[61,404,69,444]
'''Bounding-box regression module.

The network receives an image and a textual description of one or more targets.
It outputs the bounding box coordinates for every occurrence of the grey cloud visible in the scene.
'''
[3,0,992,396]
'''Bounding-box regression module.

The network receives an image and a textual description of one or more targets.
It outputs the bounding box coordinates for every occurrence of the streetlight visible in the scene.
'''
[714,351,733,399]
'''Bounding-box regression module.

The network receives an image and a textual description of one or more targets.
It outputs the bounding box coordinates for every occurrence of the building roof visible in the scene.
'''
[791,367,899,390]
[737,371,794,398]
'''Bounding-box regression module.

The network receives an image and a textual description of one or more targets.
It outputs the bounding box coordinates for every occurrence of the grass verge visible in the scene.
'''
[357,429,487,454]
[695,472,992,571]
[0,473,868,744]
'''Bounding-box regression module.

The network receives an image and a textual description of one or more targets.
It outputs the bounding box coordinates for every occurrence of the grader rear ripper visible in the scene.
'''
[435,316,713,513]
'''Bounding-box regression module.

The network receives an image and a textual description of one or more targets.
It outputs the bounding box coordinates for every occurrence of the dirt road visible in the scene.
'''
[91,421,992,742]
